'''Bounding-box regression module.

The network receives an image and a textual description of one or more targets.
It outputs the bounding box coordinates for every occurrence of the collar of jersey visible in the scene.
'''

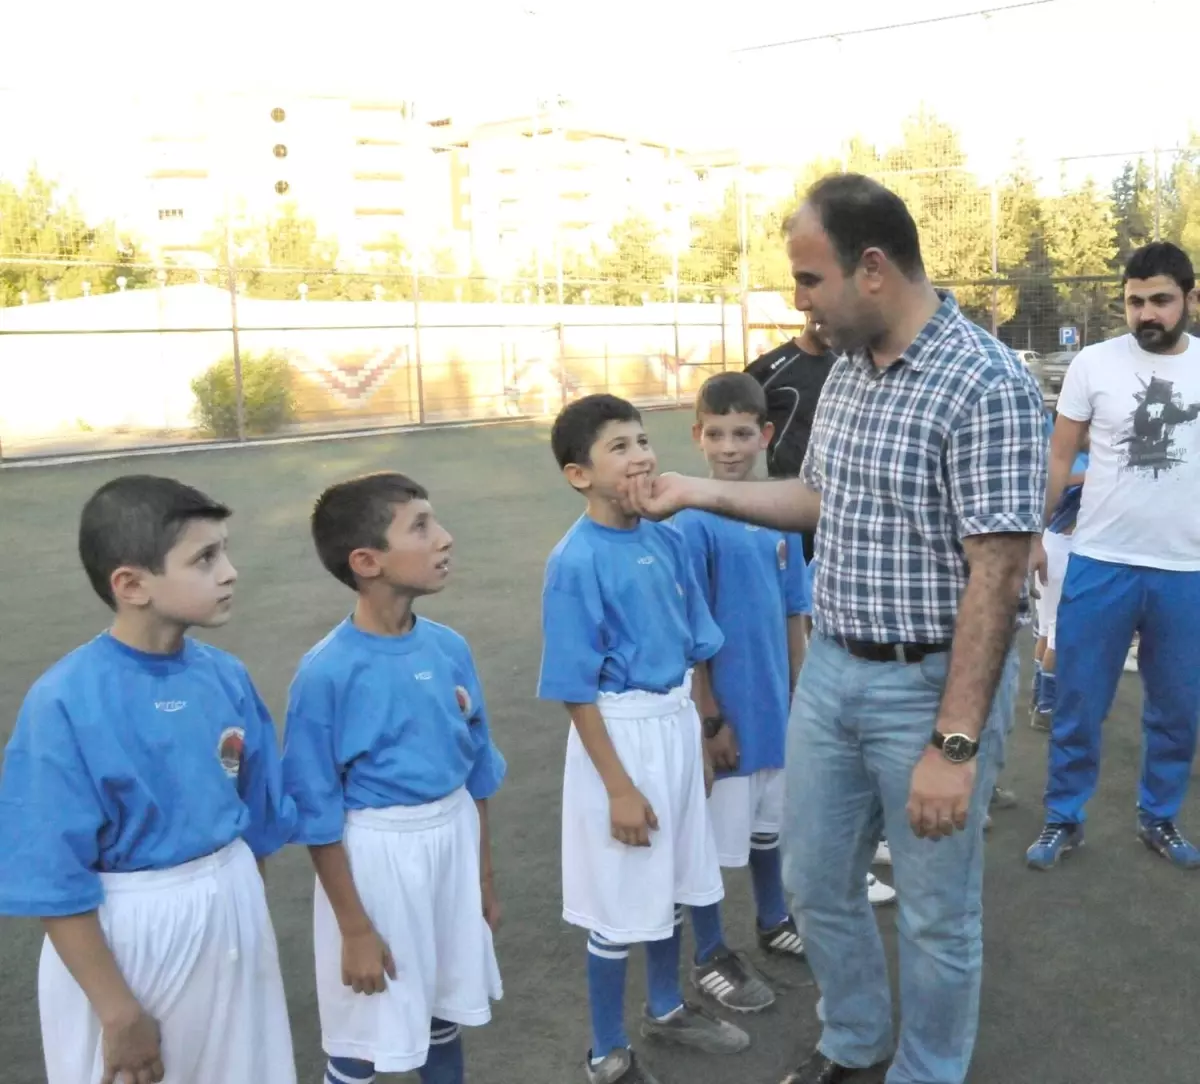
[581,515,646,542]
[98,631,192,673]
[338,614,429,654]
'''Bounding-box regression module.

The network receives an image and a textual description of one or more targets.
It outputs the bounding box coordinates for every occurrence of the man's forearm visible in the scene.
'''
[935,533,1031,739]
[43,912,141,1027]
[692,477,821,533]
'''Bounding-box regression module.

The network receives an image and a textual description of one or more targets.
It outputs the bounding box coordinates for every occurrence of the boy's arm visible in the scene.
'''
[308,843,397,995]
[44,913,164,1082]
[476,799,500,931]
[787,614,807,692]
[691,660,737,775]
[566,702,658,847]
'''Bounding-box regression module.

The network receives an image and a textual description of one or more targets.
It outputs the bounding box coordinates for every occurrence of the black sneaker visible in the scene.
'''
[691,947,774,1012]
[756,914,805,958]
[586,1047,661,1084]
[780,1051,890,1083]
[639,999,750,1054]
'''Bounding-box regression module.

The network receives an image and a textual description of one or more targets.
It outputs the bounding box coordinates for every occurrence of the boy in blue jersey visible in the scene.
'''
[0,475,297,1084]
[282,472,506,1084]
[1030,422,1091,733]
[538,394,750,1084]
[671,372,813,1014]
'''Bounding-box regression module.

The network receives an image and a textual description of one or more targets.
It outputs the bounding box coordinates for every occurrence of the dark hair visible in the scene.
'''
[550,393,642,469]
[79,475,231,609]
[696,371,768,424]
[800,173,925,280]
[1123,241,1195,295]
[311,472,428,589]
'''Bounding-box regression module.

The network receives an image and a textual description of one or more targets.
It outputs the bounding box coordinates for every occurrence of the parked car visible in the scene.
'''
[1014,349,1043,369]
[1039,351,1076,403]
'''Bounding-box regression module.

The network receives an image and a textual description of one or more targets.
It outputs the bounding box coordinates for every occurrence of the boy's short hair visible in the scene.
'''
[695,371,768,425]
[550,394,642,469]
[311,472,428,589]
[79,475,232,609]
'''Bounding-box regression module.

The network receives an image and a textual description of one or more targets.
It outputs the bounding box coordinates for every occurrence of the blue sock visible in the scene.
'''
[690,902,725,964]
[326,1056,374,1084]
[419,1019,464,1084]
[1037,669,1058,715]
[750,833,789,929]
[587,932,630,1061]
[644,906,684,1019]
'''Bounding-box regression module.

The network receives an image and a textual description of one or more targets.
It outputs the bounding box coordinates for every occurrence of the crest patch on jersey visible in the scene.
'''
[776,538,788,571]
[217,726,245,778]
[455,684,473,720]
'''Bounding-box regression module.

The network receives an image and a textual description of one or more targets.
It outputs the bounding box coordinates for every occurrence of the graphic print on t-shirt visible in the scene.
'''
[1118,374,1200,477]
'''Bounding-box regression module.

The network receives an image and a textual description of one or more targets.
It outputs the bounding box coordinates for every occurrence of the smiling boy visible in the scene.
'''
[538,394,750,1084]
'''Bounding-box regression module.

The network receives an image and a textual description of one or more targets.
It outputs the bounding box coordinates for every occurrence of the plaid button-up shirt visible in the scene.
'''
[802,292,1046,643]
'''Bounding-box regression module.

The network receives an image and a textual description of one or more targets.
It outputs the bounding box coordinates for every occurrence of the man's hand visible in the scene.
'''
[906,747,977,840]
[341,926,397,995]
[1029,533,1048,587]
[627,472,700,521]
[610,787,659,847]
[705,725,739,773]
[481,875,502,932]
[100,1004,164,1084]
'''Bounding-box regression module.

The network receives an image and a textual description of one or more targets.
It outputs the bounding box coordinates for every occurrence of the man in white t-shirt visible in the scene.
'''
[1027,242,1200,871]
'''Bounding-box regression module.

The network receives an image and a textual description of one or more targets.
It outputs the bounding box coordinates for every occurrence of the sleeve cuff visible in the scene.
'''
[958,511,1044,539]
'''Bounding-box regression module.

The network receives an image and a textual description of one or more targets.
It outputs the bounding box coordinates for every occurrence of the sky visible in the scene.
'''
[1,0,1197,209]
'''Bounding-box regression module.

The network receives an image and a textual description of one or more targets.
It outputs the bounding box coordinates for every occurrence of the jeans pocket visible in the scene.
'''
[916,649,951,693]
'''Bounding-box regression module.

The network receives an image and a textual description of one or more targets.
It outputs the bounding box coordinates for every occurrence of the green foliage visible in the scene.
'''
[190,351,295,438]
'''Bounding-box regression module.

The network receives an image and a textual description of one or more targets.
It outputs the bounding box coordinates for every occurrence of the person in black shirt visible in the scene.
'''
[745,319,837,564]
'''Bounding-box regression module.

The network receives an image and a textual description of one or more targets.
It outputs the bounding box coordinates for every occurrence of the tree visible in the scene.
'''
[590,216,672,306]
[1110,159,1156,265]
[1043,178,1118,345]
[0,167,150,306]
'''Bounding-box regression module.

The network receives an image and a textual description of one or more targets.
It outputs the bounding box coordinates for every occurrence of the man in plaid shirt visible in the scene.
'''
[631,173,1045,1084]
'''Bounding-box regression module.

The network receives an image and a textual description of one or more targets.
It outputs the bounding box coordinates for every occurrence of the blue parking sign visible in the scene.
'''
[1059,326,1079,347]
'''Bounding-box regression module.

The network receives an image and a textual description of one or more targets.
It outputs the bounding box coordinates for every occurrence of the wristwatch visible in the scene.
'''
[930,729,980,764]
[703,715,726,739]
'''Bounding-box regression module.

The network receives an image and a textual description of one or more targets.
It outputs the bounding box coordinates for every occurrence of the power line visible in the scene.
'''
[732,0,1065,54]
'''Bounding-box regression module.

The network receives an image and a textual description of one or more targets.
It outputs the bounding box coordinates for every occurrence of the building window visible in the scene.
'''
[158,209,185,220]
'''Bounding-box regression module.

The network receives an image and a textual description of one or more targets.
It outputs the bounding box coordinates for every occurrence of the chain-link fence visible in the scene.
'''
[2,84,1198,459]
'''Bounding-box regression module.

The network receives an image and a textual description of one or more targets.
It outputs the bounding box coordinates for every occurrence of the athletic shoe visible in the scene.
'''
[872,840,892,866]
[1030,707,1052,732]
[1026,822,1084,869]
[990,785,1018,810]
[1124,638,1140,673]
[780,1050,890,1083]
[757,914,805,959]
[691,948,775,1012]
[1138,819,1200,869]
[639,1000,750,1054]
[586,1047,661,1084]
[866,873,896,906]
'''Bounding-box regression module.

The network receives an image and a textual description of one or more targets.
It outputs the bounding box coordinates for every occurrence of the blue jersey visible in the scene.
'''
[537,516,724,703]
[282,616,506,846]
[1048,452,1089,535]
[672,510,811,777]
[0,634,295,918]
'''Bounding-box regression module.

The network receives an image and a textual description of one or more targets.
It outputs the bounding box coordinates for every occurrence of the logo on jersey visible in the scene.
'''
[155,700,187,712]
[637,555,655,565]
[744,525,760,532]
[455,684,474,721]
[414,671,433,681]
[776,538,788,571]
[217,727,245,778]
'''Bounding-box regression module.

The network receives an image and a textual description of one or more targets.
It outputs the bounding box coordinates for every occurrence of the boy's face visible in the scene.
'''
[566,419,657,515]
[351,499,454,596]
[115,517,237,628]
[693,411,772,482]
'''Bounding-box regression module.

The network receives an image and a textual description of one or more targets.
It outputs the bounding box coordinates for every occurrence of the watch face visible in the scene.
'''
[941,734,976,763]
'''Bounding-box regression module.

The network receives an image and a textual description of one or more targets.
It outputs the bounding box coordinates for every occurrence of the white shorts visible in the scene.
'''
[314,787,502,1073]
[39,838,295,1084]
[561,677,724,944]
[708,768,784,868]
[1035,529,1074,649]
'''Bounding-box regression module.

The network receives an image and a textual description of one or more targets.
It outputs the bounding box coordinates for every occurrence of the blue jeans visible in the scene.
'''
[1045,554,1200,825]
[782,635,1018,1084]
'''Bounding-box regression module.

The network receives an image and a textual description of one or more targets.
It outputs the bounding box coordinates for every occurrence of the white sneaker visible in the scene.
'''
[867,873,896,906]
[1124,639,1140,673]
[873,840,892,866]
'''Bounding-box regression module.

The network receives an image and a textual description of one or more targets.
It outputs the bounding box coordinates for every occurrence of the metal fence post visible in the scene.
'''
[224,218,246,442]
[557,322,567,407]
[719,295,727,370]
[412,264,426,424]
[603,340,610,395]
